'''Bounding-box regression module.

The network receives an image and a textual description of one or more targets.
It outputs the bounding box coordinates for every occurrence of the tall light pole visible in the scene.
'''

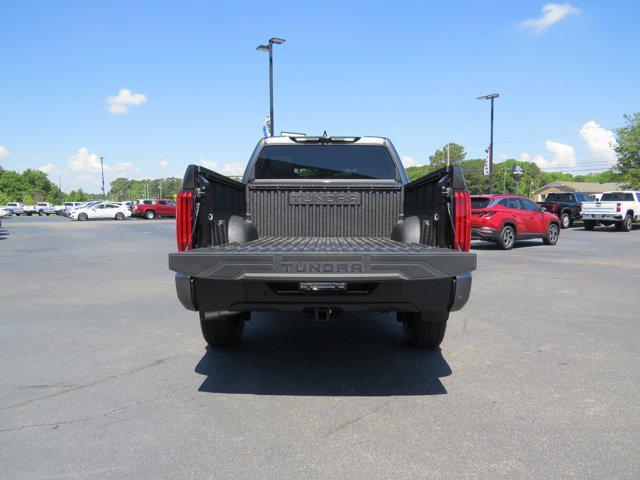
[257,37,286,136]
[477,93,499,194]
[99,156,106,198]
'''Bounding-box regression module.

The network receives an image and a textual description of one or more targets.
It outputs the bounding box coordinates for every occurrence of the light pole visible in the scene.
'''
[257,37,286,136]
[476,93,499,194]
[99,156,106,198]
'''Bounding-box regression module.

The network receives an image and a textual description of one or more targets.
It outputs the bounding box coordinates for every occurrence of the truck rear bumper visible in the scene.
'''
[171,237,476,314]
[174,272,473,314]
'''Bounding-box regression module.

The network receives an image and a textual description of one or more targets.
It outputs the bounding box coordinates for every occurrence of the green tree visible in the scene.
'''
[614,113,640,188]
[428,143,466,170]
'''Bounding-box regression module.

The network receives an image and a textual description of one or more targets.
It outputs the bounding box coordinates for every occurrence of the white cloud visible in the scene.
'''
[106,88,148,114]
[0,145,9,159]
[579,121,618,166]
[37,162,56,174]
[69,148,105,173]
[201,160,246,177]
[520,3,579,33]
[401,155,422,168]
[158,158,170,168]
[113,161,133,172]
[521,140,576,170]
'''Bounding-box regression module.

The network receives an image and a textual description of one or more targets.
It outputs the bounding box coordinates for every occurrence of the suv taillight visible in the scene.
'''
[176,190,193,251]
[616,202,621,213]
[453,190,471,252]
[551,204,558,213]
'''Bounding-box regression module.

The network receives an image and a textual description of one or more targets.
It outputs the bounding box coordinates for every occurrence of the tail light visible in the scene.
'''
[176,190,193,251]
[453,190,471,252]
[616,202,621,213]
[551,204,558,213]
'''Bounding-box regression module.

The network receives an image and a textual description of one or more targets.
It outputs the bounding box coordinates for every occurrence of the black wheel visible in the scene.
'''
[543,223,560,245]
[145,210,155,219]
[584,220,595,231]
[560,213,571,229]
[617,214,633,232]
[115,212,125,220]
[38,210,44,216]
[497,225,516,250]
[399,311,448,349]
[78,212,88,221]
[200,311,247,347]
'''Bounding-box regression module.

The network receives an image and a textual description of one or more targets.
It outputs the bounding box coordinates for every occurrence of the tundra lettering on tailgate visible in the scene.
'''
[279,261,363,273]
[289,191,361,205]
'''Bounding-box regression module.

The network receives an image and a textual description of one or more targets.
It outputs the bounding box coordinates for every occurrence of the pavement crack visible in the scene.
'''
[322,399,395,439]
[0,358,168,412]
[0,390,176,433]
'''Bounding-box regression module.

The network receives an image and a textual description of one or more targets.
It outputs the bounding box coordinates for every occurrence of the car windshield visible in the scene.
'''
[546,193,572,201]
[601,192,634,201]
[254,145,397,180]
[471,197,492,209]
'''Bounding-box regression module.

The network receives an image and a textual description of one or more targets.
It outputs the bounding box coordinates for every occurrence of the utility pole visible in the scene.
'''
[446,143,451,170]
[257,37,286,136]
[476,93,499,194]
[99,156,106,198]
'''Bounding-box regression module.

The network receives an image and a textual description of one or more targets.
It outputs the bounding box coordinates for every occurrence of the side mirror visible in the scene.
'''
[539,206,546,213]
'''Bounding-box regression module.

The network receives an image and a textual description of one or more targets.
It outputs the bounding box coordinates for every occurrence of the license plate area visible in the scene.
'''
[268,282,377,295]
[299,282,347,291]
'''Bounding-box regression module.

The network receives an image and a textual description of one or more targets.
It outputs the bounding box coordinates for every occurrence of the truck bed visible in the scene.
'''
[169,236,476,282]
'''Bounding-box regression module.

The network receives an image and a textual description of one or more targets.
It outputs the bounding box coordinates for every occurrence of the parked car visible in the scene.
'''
[581,191,640,231]
[5,202,25,215]
[471,194,561,250]
[169,135,476,349]
[55,202,84,215]
[0,206,10,218]
[133,199,176,219]
[69,202,132,221]
[65,201,99,216]
[24,202,56,216]
[537,192,591,228]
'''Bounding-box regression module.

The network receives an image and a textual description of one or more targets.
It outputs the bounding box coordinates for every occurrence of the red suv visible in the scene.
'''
[133,199,176,219]
[471,194,560,250]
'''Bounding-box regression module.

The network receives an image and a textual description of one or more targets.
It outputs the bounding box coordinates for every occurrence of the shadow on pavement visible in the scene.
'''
[195,313,451,396]
[0,227,9,240]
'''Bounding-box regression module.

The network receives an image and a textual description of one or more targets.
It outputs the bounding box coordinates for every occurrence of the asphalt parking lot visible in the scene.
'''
[1,216,639,479]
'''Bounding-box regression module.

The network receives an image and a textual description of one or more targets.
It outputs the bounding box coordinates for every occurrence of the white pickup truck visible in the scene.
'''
[581,191,640,232]
[24,202,56,216]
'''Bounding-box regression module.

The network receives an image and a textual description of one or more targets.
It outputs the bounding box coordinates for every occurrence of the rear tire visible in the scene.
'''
[617,214,633,232]
[497,225,516,250]
[200,311,247,347]
[543,223,560,245]
[145,210,155,220]
[399,311,448,349]
[584,220,595,231]
[560,213,571,229]
[115,212,125,220]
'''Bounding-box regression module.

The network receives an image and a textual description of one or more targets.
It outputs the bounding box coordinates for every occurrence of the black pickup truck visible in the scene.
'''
[537,192,592,228]
[169,135,476,349]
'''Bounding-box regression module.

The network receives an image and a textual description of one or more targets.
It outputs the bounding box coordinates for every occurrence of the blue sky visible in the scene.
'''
[1,0,638,192]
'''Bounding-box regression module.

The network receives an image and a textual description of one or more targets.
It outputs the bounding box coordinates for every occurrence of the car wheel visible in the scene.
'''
[497,225,516,250]
[200,311,248,347]
[543,223,560,245]
[38,210,44,216]
[145,210,155,219]
[560,213,571,229]
[617,214,633,232]
[584,220,595,231]
[78,212,88,221]
[115,212,125,220]
[399,311,448,349]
